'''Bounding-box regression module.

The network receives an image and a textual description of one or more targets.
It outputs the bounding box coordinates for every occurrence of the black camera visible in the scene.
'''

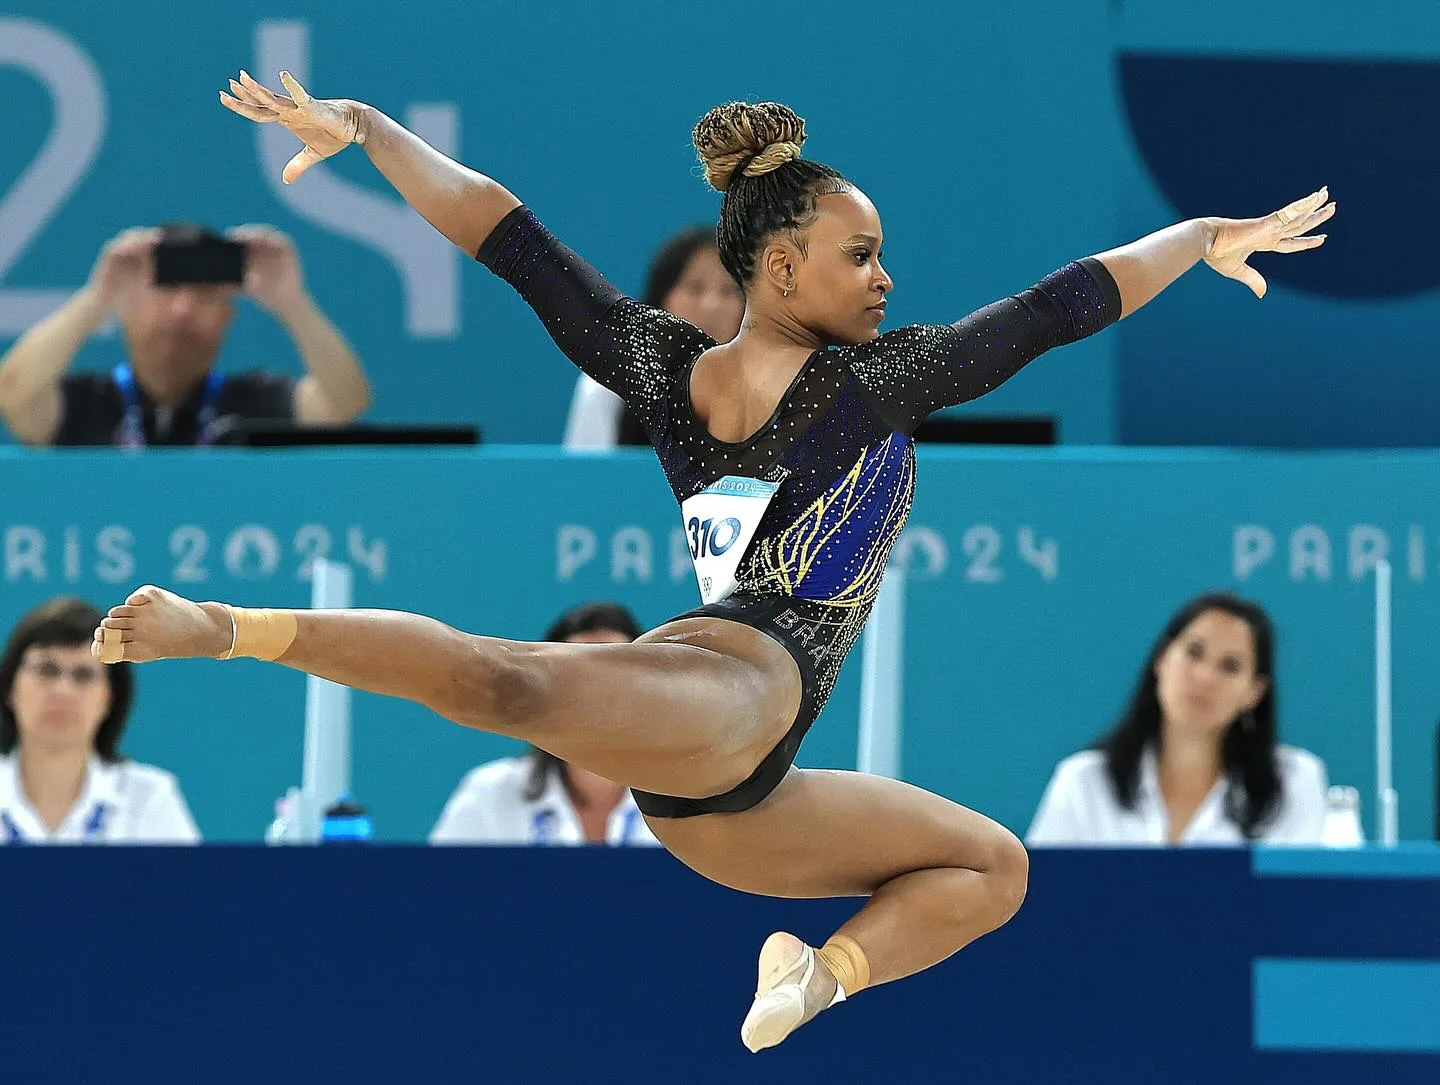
[153,225,247,286]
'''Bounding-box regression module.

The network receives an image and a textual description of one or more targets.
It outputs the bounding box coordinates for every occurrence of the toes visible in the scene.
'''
[101,615,136,631]
[126,585,162,606]
[95,626,129,665]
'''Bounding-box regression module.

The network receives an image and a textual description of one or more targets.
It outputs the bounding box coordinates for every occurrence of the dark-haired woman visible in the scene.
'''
[95,71,1334,1050]
[1027,593,1327,847]
[431,602,658,846]
[2,597,199,843]
[565,227,744,449]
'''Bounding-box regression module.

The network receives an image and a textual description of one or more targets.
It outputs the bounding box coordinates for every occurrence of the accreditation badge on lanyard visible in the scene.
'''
[680,476,780,605]
[114,364,226,448]
[528,809,559,845]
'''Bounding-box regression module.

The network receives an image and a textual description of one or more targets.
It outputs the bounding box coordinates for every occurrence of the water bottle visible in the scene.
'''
[1322,785,1364,848]
[264,787,301,844]
[321,793,373,844]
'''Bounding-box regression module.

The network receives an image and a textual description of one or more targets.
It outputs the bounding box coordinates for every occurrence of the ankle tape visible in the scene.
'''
[815,935,870,1001]
[221,606,298,661]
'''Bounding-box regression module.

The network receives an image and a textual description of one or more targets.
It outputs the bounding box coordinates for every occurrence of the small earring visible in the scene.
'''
[783,284,793,298]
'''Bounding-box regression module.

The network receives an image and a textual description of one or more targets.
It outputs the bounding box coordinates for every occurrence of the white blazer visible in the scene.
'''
[1026,744,1328,847]
[0,754,201,844]
[430,756,659,846]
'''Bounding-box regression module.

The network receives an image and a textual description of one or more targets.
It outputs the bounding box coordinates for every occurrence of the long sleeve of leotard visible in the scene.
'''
[843,257,1122,435]
[477,206,710,423]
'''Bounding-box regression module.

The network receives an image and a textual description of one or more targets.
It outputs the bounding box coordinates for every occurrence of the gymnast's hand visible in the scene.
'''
[1203,187,1335,299]
[220,70,361,185]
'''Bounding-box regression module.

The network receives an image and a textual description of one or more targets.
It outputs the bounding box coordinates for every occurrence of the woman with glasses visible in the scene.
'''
[0,597,199,843]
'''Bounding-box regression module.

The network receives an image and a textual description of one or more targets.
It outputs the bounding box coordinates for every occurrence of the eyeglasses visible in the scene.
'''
[19,660,105,687]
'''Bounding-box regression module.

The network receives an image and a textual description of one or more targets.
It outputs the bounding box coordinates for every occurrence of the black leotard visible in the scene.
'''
[478,206,1120,816]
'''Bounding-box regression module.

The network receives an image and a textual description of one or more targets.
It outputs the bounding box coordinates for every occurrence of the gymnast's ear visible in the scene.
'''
[759,244,796,297]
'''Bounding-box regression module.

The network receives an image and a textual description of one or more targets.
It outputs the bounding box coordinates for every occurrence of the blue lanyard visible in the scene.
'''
[528,808,557,845]
[2,801,108,844]
[114,364,226,448]
[618,805,640,844]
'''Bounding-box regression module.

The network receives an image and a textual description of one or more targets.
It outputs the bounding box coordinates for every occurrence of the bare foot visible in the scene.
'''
[739,931,839,1053]
[92,585,233,664]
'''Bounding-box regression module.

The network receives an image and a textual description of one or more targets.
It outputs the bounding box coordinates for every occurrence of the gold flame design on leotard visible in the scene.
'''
[739,433,915,607]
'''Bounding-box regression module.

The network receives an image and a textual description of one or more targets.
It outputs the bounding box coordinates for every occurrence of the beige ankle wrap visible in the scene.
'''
[221,606,298,661]
[815,935,870,998]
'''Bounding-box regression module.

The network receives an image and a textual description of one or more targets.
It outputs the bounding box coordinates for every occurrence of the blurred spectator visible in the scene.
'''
[431,601,659,846]
[0,598,199,842]
[0,223,371,446]
[563,226,743,449]
[1027,592,1327,846]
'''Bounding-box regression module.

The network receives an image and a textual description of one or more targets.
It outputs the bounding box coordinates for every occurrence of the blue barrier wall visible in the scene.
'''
[2,447,1436,841]
[1,847,1437,1083]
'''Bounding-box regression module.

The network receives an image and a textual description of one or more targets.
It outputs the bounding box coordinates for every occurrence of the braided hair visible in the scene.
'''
[692,102,851,286]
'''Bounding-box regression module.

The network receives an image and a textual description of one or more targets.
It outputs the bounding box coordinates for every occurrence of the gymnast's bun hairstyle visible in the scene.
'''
[692,101,851,285]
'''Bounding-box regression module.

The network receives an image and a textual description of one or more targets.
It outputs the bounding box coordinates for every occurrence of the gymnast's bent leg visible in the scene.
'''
[644,768,1029,1051]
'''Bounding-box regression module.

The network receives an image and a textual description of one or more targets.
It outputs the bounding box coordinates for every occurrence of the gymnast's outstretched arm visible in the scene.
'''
[1092,186,1333,314]
[845,188,1335,435]
[221,70,519,257]
[220,71,704,419]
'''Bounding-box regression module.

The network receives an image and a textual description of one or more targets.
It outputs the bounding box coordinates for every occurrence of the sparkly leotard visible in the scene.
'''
[478,206,1121,816]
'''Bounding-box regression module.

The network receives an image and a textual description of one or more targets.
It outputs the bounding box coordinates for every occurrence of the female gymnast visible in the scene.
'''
[93,71,1334,1051]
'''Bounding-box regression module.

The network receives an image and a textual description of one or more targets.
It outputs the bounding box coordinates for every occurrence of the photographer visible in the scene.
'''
[0,223,371,446]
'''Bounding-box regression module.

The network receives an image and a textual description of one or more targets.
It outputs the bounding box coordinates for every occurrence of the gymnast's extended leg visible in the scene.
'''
[92,585,800,801]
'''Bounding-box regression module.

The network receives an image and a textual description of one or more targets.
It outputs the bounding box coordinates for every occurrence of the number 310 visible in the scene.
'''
[687,516,742,559]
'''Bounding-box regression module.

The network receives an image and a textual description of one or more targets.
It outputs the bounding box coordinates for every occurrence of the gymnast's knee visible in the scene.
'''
[986,826,1030,925]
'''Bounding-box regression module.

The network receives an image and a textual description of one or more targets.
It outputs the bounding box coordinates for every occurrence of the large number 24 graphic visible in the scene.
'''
[0,18,460,338]
[0,19,104,337]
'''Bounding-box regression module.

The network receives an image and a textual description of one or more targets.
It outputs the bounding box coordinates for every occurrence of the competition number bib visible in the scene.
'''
[680,476,780,604]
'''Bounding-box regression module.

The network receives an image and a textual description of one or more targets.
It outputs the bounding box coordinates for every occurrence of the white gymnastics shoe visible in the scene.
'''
[739,931,840,1052]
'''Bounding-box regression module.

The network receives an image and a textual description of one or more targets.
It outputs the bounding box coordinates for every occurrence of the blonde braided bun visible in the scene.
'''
[692,102,808,193]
